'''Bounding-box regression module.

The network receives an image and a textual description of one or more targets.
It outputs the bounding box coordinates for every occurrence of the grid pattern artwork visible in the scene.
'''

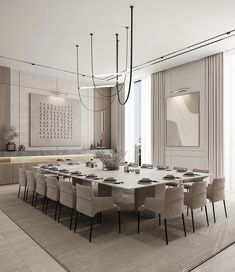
[30,94,81,146]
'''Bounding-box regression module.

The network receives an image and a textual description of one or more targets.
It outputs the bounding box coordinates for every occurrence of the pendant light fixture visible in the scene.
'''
[76,6,134,111]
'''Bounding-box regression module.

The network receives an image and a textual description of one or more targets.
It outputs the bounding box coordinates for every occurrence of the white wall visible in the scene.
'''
[10,69,94,150]
[164,59,209,170]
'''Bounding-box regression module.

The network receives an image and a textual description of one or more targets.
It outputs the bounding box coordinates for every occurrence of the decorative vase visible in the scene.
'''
[7,142,16,151]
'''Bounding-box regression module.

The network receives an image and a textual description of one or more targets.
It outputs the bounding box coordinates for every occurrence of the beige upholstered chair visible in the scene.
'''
[207,177,227,223]
[183,169,209,191]
[74,184,121,242]
[18,168,27,200]
[58,180,76,230]
[34,173,47,212]
[138,186,186,245]
[184,181,209,232]
[45,176,60,220]
[26,170,36,206]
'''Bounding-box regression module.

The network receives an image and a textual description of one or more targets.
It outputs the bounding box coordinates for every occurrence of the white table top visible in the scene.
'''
[35,163,210,190]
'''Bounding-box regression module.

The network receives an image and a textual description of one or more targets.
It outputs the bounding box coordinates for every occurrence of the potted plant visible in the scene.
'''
[3,126,18,151]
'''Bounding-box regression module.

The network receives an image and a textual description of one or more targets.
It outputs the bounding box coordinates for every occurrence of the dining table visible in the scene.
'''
[35,162,210,213]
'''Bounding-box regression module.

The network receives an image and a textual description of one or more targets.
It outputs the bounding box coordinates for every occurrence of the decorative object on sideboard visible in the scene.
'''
[3,126,18,151]
[96,150,125,171]
[18,145,25,151]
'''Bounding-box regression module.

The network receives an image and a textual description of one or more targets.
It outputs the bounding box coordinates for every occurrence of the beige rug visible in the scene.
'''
[0,185,234,272]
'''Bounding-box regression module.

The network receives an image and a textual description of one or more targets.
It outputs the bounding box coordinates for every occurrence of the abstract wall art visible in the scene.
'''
[166,92,200,147]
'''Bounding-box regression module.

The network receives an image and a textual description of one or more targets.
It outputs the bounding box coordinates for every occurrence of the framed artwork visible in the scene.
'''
[166,92,200,147]
[30,94,81,147]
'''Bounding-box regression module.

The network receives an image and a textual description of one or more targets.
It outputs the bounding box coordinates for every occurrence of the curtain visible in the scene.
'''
[125,83,135,162]
[224,50,235,190]
[205,53,224,179]
[141,76,152,164]
[152,71,165,167]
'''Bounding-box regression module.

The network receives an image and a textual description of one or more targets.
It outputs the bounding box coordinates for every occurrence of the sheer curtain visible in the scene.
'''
[205,53,224,179]
[124,77,152,163]
[141,76,152,164]
[152,71,165,167]
[125,83,135,162]
[224,50,235,190]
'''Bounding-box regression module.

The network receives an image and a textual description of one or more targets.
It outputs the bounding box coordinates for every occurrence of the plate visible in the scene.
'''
[138,178,152,184]
[163,175,175,180]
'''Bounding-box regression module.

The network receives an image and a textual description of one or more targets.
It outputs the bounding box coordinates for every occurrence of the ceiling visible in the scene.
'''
[1,0,235,86]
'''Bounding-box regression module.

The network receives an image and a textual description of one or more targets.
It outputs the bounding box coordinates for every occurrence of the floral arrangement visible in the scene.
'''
[96,150,125,170]
[3,126,18,143]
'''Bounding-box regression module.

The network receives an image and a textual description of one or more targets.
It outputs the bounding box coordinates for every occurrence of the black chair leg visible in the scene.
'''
[212,202,216,223]
[100,212,102,224]
[137,211,140,234]
[54,201,58,220]
[34,193,38,208]
[69,209,74,230]
[45,197,49,215]
[18,185,21,198]
[187,206,189,216]
[31,191,35,207]
[205,205,209,226]
[159,214,161,226]
[182,213,186,236]
[223,200,228,218]
[74,211,78,233]
[118,211,121,233]
[42,196,46,213]
[23,187,27,201]
[89,217,93,242]
[58,204,62,222]
[164,219,168,245]
[191,209,195,232]
[25,189,28,201]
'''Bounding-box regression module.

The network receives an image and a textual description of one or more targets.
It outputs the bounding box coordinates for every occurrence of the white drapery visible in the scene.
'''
[124,77,152,163]
[224,50,235,190]
[141,76,152,164]
[205,53,224,179]
[152,71,165,167]
[125,83,135,162]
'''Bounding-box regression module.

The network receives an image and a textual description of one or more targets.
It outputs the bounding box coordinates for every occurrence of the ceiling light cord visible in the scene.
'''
[116,5,134,105]
[89,27,129,98]
[76,45,115,112]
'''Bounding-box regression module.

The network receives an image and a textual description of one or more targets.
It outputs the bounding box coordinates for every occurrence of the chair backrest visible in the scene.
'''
[46,176,60,201]
[19,168,27,186]
[35,173,46,196]
[189,181,207,209]
[59,180,76,208]
[211,178,225,202]
[26,170,36,191]
[76,184,94,217]
[193,168,209,173]
[163,186,184,218]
